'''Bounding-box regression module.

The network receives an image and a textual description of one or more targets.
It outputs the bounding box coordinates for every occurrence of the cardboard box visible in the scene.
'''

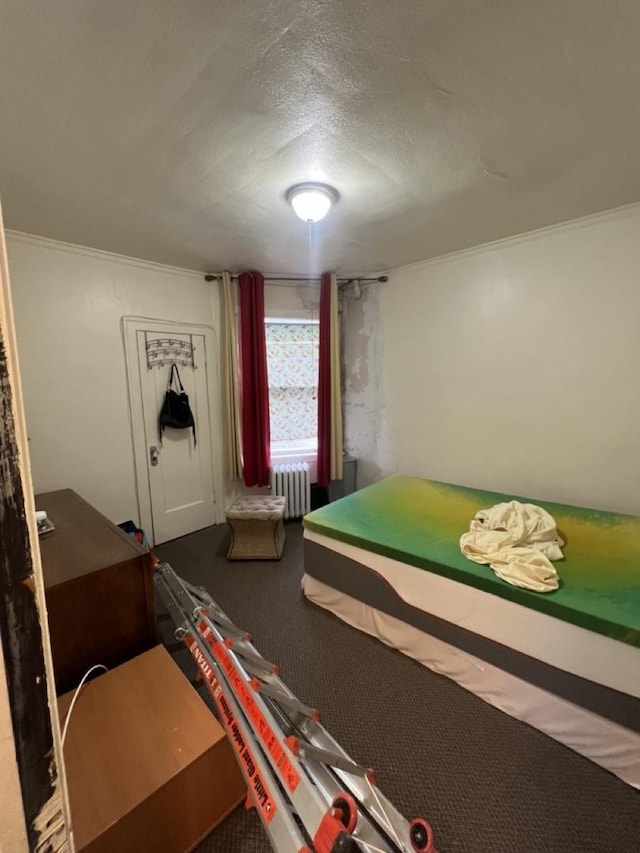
[59,645,245,853]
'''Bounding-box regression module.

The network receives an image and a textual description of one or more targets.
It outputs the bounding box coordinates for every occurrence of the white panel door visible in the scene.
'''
[136,329,216,544]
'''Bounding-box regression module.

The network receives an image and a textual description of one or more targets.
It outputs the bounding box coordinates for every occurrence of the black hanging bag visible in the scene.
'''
[158,364,197,445]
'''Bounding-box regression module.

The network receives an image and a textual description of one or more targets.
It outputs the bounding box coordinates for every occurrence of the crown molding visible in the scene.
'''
[5,230,204,279]
[393,200,640,274]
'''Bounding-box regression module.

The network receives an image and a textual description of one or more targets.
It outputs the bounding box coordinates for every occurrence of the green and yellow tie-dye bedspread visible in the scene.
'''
[303,476,640,647]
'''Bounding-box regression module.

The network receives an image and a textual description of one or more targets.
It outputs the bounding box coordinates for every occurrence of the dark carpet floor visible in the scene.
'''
[155,522,639,853]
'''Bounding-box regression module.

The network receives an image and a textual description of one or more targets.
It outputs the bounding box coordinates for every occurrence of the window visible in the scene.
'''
[265,321,319,458]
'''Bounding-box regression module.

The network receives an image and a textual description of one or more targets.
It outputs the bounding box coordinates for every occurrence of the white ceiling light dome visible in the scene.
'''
[286,182,339,223]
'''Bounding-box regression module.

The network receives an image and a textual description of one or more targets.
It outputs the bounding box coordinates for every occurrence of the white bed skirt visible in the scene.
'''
[302,573,640,788]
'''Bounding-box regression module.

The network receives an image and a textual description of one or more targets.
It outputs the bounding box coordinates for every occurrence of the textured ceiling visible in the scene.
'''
[2,1,640,274]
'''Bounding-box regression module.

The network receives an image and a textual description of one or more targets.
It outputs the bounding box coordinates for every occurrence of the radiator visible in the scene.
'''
[269,463,311,520]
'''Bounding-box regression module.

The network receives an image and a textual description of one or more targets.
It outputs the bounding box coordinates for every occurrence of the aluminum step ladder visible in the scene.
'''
[155,562,438,853]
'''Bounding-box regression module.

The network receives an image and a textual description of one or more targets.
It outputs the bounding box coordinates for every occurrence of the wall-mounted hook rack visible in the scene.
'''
[145,334,196,370]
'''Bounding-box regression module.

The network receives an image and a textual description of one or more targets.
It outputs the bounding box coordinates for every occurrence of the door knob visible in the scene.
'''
[149,446,160,467]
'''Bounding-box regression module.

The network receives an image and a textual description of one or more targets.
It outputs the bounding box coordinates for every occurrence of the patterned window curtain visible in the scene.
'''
[317,272,343,486]
[267,322,318,448]
[238,272,271,487]
[220,271,243,480]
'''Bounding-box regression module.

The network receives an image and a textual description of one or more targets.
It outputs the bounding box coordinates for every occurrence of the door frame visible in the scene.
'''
[0,207,72,849]
[122,317,225,544]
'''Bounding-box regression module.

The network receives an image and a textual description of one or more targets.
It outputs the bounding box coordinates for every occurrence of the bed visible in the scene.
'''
[302,476,640,787]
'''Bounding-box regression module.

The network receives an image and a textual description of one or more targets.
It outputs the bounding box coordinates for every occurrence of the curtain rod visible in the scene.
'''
[203,273,389,285]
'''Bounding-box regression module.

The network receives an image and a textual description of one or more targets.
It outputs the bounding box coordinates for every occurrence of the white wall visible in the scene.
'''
[7,232,221,525]
[343,204,640,515]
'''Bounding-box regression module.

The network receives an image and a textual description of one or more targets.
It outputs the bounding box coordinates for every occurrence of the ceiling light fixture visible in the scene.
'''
[286,182,339,223]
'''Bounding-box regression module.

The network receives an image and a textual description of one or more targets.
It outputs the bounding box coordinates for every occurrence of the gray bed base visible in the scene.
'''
[303,539,640,733]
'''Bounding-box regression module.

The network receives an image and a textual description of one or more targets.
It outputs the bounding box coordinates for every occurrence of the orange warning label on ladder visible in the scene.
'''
[185,634,278,824]
[199,620,301,793]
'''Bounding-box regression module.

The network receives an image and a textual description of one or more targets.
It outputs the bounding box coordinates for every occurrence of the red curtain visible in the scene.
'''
[317,272,332,487]
[239,272,271,486]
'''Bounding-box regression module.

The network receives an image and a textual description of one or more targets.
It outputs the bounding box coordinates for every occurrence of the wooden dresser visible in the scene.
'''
[36,489,157,694]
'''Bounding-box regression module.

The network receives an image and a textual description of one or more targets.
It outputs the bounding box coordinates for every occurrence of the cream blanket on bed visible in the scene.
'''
[460,501,563,592]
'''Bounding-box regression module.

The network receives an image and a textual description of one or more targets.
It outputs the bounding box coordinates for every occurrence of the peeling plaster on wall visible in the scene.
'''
[342,284,393,489]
